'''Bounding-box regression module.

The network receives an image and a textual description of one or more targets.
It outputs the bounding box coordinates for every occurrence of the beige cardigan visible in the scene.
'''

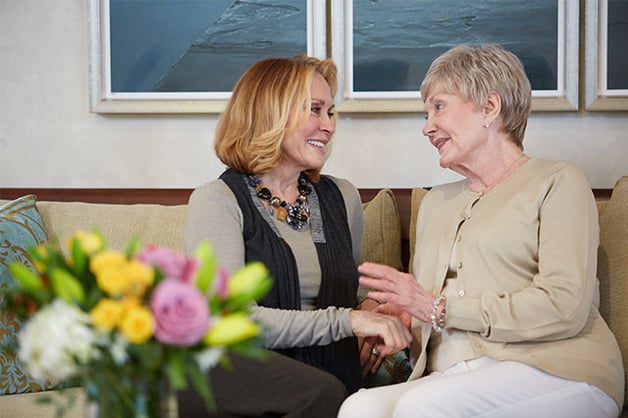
[408,158,624,410]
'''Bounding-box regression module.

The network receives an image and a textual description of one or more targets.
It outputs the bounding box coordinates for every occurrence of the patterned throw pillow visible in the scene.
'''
[0,194,51,394]
[364,349,412,388]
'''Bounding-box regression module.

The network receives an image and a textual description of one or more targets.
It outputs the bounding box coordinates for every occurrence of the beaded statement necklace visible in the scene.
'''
[247,173,312,230]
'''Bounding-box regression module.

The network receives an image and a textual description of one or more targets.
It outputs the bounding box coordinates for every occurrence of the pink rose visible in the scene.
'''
[150,278,210,346]
[136,245,198,283]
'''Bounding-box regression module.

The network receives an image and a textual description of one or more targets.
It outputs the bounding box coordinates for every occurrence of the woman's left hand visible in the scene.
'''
[358,262,435,324]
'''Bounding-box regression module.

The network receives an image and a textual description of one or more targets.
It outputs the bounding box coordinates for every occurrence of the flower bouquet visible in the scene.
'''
[3,229,272,418]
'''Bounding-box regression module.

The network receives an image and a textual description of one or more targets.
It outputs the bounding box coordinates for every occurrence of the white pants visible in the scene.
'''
[338,357,618,418]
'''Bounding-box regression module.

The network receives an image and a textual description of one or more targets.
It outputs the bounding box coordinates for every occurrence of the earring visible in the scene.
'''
[483,123,490,128]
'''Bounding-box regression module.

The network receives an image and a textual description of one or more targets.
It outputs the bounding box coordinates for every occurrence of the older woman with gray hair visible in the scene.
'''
[338,44,623,418]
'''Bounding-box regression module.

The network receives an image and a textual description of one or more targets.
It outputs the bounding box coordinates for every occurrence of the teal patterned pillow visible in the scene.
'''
[365,350,412,388]
[0,194,51,394]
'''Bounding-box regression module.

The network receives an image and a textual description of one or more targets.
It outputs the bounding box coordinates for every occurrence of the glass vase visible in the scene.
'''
[85,377,178,418]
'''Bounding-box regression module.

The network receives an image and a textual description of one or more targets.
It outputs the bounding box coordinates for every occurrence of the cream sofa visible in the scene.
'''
[0,188,403,417]
[0,177,626,417]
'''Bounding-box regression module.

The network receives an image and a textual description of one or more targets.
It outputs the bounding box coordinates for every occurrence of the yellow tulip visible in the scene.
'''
[119,305,154,344]
[227,262,269,297]
[203,313,260,346]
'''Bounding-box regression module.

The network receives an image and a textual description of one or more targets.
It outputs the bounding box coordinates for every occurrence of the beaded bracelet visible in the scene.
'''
[430,295,447,332]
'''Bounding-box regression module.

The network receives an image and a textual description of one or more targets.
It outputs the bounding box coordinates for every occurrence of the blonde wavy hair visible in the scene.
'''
[214,55,338,182]
[420,44,531,148]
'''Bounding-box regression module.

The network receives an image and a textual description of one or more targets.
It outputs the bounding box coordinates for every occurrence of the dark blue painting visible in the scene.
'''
[109,0,308,93]
[352,0,559,92]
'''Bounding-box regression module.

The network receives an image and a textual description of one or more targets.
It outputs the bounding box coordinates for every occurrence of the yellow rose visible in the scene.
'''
[120,295,141,312]
[123,260,154,297]
[69,230,104,255]
[90,298,124,331]
[203,313,260,346]
[119,305,154,344]
[95,265,129,296]
[90,250,126,275]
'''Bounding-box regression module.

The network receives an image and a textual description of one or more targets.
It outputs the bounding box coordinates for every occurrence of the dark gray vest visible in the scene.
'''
[220,169,363,393]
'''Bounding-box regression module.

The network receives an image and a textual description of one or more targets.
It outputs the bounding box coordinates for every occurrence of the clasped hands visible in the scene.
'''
[352,262,437,376]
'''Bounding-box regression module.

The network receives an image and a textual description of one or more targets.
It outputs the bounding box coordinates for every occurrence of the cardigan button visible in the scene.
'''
[457,261,463,269]
[458,289,465,297]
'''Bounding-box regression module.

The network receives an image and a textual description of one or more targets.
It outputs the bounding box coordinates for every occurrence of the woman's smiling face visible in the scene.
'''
[281,73,336,173]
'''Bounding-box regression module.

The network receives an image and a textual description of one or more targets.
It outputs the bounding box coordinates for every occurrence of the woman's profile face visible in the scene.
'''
[281,73,336,173]
[422,90,486,171]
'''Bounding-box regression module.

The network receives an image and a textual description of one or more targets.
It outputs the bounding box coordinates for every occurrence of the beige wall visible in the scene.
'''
[1,1,626,190]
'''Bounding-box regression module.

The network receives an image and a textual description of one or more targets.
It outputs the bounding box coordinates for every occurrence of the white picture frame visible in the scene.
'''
[88,0,326,114]
[331,0,579,113]
[584,0,628,111]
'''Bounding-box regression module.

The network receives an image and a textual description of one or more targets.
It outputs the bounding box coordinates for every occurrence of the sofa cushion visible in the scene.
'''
[34,201,187,253]
[408,187,429,274]
[597,176,628,407]
[0,195,51,394]
[361,189,403,270]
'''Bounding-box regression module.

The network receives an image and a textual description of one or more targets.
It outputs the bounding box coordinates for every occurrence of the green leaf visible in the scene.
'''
[194,240,217,293]
[165,350,186,390]
[229,340,270,361]
[70,238,87,277]
[28,245,48,268]
[9,262,44,294]
[218,354,233,370]
[187,358,216,412]
[50,268,85,304]
[130,342,163,371]
[125,235,141,258]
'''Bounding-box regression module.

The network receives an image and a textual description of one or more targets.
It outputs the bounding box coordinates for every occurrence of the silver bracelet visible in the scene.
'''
[430,295,447,332]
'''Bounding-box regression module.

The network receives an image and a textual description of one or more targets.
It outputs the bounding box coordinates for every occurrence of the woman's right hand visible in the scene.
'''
[349,310,412,360]
[359,262,436,323]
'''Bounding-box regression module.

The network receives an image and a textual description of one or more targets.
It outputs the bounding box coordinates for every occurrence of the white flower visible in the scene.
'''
[194,346,225,372]
[18,299,98,382]
[109,332,129,365]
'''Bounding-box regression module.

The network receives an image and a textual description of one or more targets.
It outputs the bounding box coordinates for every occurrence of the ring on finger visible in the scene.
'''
[371,347,380,357]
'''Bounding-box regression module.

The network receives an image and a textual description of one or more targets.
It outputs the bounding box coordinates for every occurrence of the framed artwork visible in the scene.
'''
[331,0,579,112]
[585,0,628,111]
[88,0,325,113]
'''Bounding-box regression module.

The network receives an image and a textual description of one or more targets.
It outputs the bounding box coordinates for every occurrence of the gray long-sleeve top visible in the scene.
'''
[184,175,364,349]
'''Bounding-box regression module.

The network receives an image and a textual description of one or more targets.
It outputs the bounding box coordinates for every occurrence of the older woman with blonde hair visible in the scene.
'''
[338,44,623,418]
[182,55,410,417]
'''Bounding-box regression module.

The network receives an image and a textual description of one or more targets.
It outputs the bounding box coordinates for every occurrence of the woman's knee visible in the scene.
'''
[314,371,347,403]
[338,388,391,418]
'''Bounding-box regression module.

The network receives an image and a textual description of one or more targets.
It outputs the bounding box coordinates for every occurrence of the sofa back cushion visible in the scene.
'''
[408,187,428,274]
[361,189,403,270]
[35,201,187,253]
[597,176,628,406]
